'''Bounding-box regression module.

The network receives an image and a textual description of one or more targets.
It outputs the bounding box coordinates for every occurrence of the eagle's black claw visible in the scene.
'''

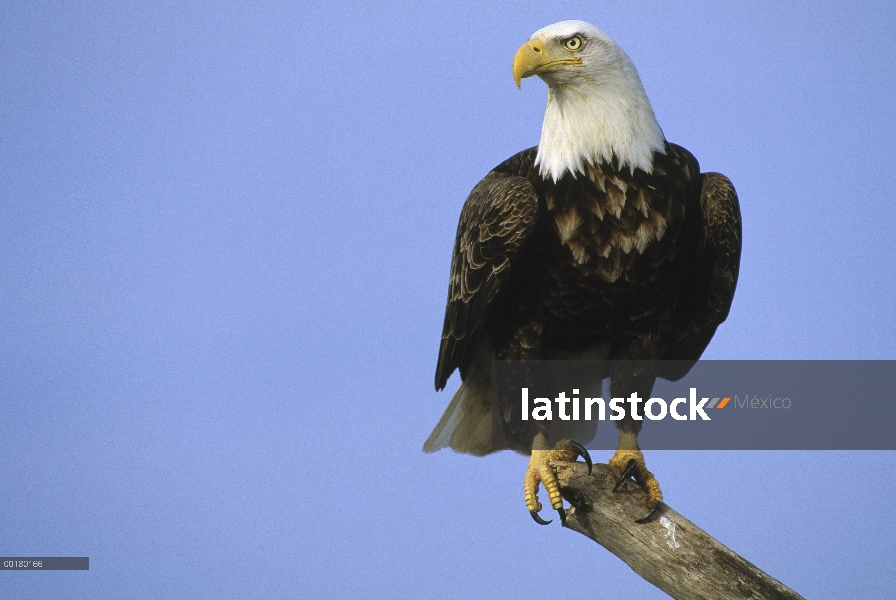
[557,506,567,526]
[635,500,661,523]
[530,510,552,525]
[568,440,592,474]
[613,458,639,491]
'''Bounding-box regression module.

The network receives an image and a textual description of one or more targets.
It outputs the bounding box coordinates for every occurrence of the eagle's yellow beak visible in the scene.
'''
[513,39,546,89]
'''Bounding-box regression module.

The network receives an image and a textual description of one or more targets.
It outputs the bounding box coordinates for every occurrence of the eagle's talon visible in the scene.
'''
[609,450,664,520]
[635,500,661,523]
[530,510,552,525]
[568,440,592,474]
[524,437,584,527]
[613,458,639,491]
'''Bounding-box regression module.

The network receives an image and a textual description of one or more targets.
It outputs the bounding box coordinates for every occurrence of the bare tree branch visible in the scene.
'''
[553,461,805,600]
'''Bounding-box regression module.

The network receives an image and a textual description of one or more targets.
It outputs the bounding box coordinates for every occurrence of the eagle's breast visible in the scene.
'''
[533,148,697,331]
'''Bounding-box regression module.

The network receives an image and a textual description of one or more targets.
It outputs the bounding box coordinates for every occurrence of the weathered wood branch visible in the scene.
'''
[553,461,804,600]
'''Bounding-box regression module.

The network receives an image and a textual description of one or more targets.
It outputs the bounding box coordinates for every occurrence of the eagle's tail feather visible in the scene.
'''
[424,349,495,456]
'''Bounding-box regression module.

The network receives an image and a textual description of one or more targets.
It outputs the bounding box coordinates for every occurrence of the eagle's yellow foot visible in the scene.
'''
[609,449,663,523]
[525,439,592,525]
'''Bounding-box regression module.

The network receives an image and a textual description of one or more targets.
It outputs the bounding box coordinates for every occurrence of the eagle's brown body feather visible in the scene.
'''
[430,143,741,455]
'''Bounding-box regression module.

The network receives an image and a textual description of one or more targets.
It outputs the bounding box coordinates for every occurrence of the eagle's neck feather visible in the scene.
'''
[535,72,665,182]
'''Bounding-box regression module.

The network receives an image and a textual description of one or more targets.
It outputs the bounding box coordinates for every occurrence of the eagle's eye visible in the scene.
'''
[563,35,584,52]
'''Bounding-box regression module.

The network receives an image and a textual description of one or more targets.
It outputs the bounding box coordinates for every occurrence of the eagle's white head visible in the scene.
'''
[513,21,665,181]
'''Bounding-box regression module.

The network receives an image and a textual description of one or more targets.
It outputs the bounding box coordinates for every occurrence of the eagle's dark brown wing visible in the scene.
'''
[696,172,742,328]
[434,172,539,390]
[663,170,742,371]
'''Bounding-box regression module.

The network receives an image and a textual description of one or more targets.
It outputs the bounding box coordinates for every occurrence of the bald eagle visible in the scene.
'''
[424,21,741,524]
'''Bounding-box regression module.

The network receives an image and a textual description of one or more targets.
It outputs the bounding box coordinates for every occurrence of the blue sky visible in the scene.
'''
[1,1,894,598]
